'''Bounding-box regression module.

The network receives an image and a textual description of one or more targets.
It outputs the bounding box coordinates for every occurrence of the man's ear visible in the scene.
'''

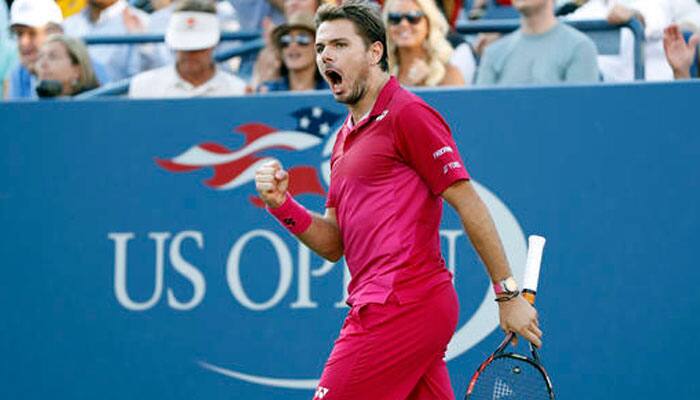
[369,41,384,67]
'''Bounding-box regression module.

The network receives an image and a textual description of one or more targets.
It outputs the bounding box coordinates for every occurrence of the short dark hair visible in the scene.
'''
[176,0,217,13]
[314,0,388,72]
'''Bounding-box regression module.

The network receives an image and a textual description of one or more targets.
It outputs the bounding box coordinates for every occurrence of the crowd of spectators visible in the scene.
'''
[0,0,698,100]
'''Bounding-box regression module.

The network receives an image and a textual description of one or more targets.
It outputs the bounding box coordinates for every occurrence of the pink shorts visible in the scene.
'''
[312,283,459,400]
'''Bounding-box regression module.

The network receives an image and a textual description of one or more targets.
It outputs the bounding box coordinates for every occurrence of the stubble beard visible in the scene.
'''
[337,64,369,106]
[338,80,366,106]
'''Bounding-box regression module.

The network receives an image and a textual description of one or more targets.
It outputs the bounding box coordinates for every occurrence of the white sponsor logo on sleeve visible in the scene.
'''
[443,161,462,174]
[432,146,453,159]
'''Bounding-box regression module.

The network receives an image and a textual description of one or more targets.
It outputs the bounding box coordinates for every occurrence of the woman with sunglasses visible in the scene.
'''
[250,0,325,92]
[383,0,465,87]
[259,13,328,92]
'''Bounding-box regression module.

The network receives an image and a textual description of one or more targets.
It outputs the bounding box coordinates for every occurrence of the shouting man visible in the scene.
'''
[255,1,541,399]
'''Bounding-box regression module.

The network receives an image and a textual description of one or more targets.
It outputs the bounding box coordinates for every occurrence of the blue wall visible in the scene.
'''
[1,81,699,399]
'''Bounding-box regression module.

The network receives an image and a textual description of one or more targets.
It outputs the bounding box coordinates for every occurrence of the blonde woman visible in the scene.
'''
[35,34,99,97]
[383,0,464,86]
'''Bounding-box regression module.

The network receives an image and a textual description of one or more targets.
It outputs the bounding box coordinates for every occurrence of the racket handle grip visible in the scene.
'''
[522,235,546,306]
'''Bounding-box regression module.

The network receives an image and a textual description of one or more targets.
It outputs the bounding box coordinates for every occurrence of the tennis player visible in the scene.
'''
[255,2,542,399]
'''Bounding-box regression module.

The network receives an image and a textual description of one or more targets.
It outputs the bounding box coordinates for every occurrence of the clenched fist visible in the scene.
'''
[255,160,289,208]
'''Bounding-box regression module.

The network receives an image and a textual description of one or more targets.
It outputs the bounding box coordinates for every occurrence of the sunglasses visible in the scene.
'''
[279,33,313,48]
[387,11,425,25]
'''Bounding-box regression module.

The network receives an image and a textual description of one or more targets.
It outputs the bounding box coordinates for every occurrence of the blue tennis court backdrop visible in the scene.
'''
[1,81,699,399]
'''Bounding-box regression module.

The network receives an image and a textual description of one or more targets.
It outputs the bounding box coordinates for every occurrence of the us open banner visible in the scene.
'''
[1,81,699,399]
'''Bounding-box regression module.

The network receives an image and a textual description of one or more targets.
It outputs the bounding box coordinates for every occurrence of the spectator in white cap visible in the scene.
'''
[128,0,246,98]
[146,0,240,68]
[63,0,159,83]
[4,0,63,99]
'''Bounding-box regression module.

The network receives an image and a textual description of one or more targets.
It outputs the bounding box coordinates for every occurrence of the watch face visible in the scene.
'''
[503,277,518,293]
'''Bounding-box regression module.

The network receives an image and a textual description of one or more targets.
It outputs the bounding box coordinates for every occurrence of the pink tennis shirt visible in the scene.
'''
[327,77,470,306]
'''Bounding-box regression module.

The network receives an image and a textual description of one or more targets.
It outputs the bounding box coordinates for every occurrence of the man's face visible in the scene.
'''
[11,24,49,71]
[315,19,373,105]
[512,0,549,17]
[176,48,214,77]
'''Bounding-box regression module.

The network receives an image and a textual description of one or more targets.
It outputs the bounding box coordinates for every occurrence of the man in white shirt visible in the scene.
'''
[607,0,700,80]
[565,0,636,82]
[128,0,246,98]
[63,0,160,82]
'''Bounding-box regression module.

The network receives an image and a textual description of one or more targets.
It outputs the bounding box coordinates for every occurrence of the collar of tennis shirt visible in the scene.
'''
[345,76,400,132]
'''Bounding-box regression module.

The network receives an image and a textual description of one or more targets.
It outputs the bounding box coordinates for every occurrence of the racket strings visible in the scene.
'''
[468,356,552,400]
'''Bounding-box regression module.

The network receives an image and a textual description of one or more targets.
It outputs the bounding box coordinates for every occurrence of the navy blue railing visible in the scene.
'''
[75,37,264,99]
[81,30,262,45]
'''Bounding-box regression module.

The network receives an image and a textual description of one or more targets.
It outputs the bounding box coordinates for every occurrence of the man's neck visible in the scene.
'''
[520,8,557,35]
[288,66,317,91]
[349,71,390,125]
[177,64,217,87]
[89,1,118,23]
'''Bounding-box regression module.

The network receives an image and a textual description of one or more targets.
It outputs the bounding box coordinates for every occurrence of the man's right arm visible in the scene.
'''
[296,208,343,262]
[255,160,344,262]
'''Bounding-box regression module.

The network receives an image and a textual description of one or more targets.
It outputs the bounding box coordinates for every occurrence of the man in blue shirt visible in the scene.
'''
[5,0,63,99]
[63,0,159,83]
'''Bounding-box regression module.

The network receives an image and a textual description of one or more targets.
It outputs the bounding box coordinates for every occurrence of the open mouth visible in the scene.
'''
[324,69,344,93]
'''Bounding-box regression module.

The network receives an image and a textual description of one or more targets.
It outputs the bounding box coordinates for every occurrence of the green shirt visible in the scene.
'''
[477,22,599,86]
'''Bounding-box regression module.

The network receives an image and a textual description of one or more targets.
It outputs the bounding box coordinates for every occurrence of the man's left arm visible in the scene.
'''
[565,38,600,83]
[442,180,543,347]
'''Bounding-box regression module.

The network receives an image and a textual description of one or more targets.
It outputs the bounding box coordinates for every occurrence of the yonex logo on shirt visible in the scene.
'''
[432,146,454,159]
[443,161,462,174]
[314,386,330,398]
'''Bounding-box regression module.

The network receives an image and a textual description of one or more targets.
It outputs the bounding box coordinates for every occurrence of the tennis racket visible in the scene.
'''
[465,235,554,400]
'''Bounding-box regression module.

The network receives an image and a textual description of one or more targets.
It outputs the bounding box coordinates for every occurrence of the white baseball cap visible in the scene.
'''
[166,11,220,51]
[10,0,63,28]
